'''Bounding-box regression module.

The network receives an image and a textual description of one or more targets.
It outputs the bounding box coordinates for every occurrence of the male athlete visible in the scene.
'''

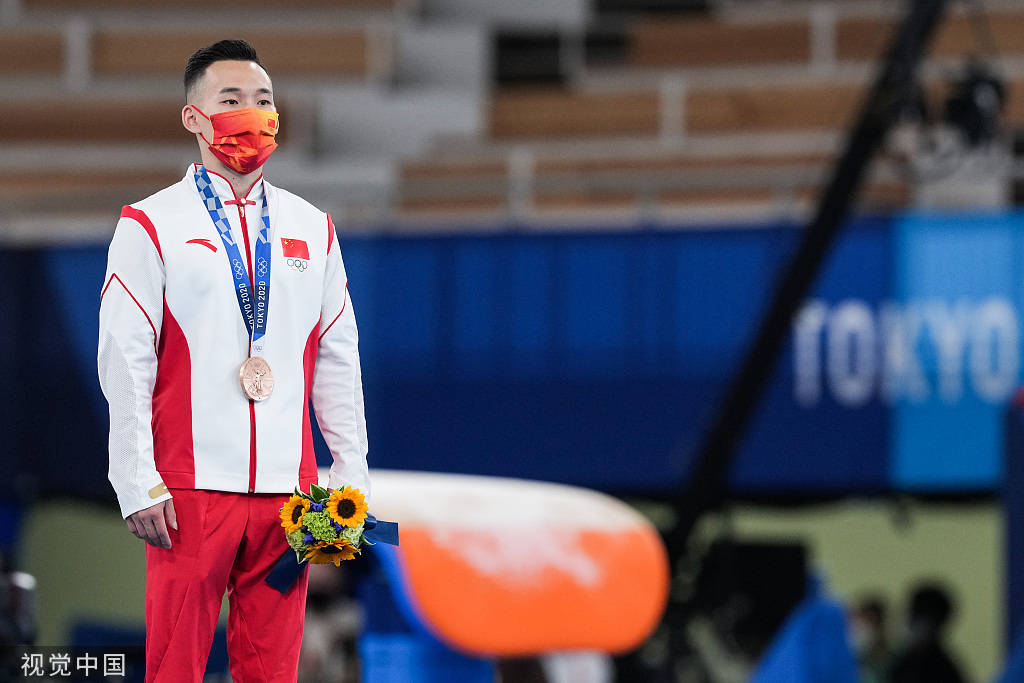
[97,40,370,682]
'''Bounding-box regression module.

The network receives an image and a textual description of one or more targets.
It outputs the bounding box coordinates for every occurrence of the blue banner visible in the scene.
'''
[4,210,1024,502]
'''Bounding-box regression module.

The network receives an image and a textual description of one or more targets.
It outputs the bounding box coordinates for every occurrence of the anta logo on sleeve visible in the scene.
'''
[281,238,309,272]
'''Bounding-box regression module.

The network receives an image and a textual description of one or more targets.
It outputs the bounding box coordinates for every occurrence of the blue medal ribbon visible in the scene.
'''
[193,166,272,345]
[364,515,400,546]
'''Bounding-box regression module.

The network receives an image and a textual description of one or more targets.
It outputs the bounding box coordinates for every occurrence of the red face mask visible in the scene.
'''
[193,106,279,174]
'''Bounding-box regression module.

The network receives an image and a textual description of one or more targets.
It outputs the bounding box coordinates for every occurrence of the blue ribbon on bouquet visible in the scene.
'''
[265,514,400,593]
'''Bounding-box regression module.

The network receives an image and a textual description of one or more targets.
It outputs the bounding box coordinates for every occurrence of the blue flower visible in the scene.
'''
[304,533,315,544]
[309,502,324,512]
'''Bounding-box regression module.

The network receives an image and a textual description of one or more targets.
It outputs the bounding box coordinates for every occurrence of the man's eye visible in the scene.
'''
[259,100,272,106]
[222,99,238,105]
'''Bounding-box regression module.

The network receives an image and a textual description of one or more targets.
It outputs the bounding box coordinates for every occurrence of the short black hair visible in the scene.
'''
[184,39,265,100]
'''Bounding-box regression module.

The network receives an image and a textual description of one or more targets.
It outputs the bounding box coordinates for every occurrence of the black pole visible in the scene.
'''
[667,0,951,559]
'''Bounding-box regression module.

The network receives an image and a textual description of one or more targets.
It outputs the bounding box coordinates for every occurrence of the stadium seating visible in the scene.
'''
[1,0,1023,237]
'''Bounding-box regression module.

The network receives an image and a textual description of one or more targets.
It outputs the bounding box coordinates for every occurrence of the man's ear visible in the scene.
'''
[181,104,203,135]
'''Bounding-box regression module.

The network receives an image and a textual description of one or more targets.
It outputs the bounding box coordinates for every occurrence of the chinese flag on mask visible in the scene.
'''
[281,238,309,259]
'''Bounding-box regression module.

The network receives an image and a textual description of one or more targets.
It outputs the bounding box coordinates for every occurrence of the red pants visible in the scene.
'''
[145,488,309,682]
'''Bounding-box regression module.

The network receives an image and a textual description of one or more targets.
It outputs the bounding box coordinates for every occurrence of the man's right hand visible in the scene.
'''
[126,499,178,549]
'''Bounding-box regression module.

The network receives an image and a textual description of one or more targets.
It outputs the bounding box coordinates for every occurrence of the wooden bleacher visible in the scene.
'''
[628,18,810,68]
[0,170,182,213]
[0,29,65,76]
[1,94,304,151]
[3,98,188,144]
[489,90,661,140]
[837,9,1024,62]
[92,30,370,78]
[686,83,863,134]
[397,150,909,220]
[24,0,398,9]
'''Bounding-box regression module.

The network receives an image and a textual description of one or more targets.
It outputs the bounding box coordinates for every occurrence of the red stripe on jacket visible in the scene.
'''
[299,317,322,489]
[100,274,158,350]
[151,298,195,488]
[120,206,163,261]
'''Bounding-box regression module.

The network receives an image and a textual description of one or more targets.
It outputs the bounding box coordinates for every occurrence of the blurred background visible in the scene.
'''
[2,0,1024,681]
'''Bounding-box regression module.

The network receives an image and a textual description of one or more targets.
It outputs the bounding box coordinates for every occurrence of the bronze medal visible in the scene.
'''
[239,356,274,401]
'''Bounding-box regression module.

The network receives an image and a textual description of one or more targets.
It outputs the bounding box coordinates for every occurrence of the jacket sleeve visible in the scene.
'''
[97,209,173,518]
[312,217,371,502]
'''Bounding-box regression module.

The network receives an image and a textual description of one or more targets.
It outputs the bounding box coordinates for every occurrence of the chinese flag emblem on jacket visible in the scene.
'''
[281,238,309,260]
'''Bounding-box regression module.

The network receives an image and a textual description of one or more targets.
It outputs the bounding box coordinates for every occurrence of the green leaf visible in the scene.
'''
[310,484,330,502]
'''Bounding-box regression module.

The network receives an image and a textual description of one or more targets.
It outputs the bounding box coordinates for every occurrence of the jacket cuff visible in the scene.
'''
[116,479,173,519]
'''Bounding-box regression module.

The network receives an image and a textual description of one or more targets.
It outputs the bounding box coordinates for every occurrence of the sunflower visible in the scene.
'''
[279,495,311,533]
[325,487,368,528]
[305,539,359,566]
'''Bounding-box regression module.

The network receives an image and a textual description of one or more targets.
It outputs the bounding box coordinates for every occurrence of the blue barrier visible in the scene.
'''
[358,544,494,683]
[995,625,1024,683]
[750,595,857,683]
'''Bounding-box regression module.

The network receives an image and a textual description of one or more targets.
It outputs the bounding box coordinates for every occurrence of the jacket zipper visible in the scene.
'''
[237,203,258,494]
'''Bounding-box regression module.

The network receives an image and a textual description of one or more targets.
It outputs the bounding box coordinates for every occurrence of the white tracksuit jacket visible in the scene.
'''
[98,164,370,519]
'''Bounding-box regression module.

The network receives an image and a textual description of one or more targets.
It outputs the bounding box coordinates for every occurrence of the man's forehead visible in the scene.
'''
[200,60,272,94]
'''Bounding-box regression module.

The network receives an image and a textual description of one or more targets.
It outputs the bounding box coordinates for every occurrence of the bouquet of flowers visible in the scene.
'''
[279,484,370,567]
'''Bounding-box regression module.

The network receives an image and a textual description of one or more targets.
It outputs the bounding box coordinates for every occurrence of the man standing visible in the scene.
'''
[97,40,370,682]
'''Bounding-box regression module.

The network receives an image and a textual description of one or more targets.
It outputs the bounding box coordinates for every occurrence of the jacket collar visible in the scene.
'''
[186,163,265,205]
